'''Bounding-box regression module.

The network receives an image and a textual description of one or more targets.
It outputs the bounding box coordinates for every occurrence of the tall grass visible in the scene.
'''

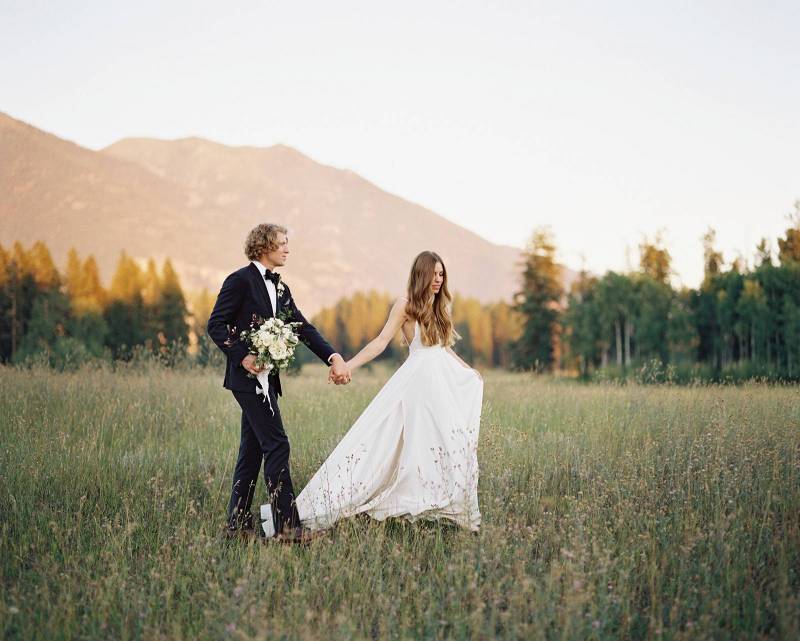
[1,364,798,640]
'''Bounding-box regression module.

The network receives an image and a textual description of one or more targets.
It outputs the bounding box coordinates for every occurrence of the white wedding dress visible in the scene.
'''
[290,321,483,532]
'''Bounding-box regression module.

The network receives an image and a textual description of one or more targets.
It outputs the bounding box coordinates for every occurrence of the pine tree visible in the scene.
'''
[10,242,31,278]
[666,288,698,364]
[141,258,161,307]
[341,291,371,355]
[5,243,38,360]
[105,252,146,357]
[634,275,672,363]
[109,252,143,303]
[189,287,219,365]
[366,291,395,359]
[755,238,772,267]
[64,249,83,299]
[157,259,189,349]
[452,295,475,364]
[65,249,107,315]
[28,241,60,289]
[512,228,563,371]
[639,232,672,284]
[0,243,8,288]
[702,228,724,283]
[563,270,601,376]
[13,288,71,365]
[453,297,492,365]
[139,258,163,347]
[80,256,107,310]
[489,301,523,368]
[311,306,340,351]
[777,201,800,265]
[6,242,71,364]
[735,279,768,362]
[188,287,215,336]
[694,230,726,370]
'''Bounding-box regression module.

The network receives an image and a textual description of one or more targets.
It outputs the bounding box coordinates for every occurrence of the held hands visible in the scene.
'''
[328,354,352,385]
[243,352,352,383]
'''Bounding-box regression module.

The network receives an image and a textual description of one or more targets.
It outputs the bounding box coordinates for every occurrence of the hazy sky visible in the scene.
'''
[3,1,798,287]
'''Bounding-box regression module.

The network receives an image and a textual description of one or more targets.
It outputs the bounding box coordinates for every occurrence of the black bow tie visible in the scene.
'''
[264,270,280,286]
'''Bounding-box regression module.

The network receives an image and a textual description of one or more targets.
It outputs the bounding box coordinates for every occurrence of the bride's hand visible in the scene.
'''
[328,367,349,385]
[336,362,355,384]
[329,358,352,385]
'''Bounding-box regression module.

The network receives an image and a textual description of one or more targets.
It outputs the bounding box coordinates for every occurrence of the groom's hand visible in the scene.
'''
[241,354,263,375]
[328,369,351,385]
[328,354,351,385]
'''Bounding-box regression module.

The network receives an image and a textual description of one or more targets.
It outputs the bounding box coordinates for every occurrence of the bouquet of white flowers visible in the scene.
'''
[239,315,302,414]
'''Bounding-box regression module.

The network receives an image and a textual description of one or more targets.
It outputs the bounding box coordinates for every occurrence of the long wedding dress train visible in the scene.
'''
[288,321,483,532]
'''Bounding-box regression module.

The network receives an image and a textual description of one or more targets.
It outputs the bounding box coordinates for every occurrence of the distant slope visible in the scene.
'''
[0,112,230,292]
[1,111,570,314]
[102,136,528,310]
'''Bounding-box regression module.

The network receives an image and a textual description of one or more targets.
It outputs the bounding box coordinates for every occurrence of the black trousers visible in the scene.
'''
[227,388,300,534]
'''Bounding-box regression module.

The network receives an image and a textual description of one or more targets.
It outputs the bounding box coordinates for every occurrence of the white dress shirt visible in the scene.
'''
[251,260,340,365]
[251,260,277,315]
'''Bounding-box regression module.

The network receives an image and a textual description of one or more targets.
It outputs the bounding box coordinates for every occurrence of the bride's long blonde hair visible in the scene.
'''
[405,251,458,347]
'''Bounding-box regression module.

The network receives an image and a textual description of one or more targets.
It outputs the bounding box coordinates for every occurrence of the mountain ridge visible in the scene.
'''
[1,111,566,315]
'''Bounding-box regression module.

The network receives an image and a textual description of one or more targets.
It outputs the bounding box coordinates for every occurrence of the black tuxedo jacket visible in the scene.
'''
[206,263,336,395]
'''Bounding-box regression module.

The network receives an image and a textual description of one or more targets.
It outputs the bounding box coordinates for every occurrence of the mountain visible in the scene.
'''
[1,112,563,314]
[0,112,227,290]
[100,136,531,311]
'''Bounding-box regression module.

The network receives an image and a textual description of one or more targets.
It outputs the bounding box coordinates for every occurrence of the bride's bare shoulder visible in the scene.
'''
[387,297,410,328]
[394,295,412,320]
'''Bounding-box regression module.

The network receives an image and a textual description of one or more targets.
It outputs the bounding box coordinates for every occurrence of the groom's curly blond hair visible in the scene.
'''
[244,223,288,261]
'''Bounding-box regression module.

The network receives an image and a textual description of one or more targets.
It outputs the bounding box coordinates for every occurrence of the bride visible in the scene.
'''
[269,250,484,534]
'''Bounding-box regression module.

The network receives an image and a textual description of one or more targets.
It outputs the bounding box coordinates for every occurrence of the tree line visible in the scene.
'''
[0,243,190,367]
[309,290,521,368]
[3,201,798,382]
[0,243,521,371]
[515,202,800,382]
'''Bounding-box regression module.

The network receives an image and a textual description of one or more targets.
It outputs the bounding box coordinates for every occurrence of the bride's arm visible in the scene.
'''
[346,298,407,372]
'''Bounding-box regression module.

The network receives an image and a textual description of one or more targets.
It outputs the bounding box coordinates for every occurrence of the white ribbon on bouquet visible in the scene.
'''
[255,369,275,416]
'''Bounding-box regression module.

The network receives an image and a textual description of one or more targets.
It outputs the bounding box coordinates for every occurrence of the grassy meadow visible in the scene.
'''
[1,364,798,640]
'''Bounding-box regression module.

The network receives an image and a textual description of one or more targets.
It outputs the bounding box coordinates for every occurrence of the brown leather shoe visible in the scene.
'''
[273,526,328,545]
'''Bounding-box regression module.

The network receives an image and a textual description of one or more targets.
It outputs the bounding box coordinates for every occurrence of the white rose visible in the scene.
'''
[269,343,288,360]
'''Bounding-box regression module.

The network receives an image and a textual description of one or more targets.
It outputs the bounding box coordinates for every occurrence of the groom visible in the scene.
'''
[207,223,351,543]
